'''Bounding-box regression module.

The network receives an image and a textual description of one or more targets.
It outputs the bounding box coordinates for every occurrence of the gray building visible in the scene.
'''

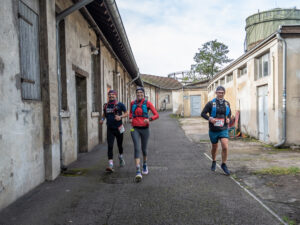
[0,0,142,210]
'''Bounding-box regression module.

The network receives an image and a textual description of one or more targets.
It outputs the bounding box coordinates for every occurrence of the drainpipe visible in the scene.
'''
[181,85,184,117]
[56,0,94,170]
[127,71,141,86]
[274,30,287,148]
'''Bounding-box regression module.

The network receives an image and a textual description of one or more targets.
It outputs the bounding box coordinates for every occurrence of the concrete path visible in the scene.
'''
[0,112,281,225]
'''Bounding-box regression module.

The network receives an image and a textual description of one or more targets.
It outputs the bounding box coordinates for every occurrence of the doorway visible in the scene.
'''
[76,75,88,153]
[190,95,201,116]
[257,85,269,142]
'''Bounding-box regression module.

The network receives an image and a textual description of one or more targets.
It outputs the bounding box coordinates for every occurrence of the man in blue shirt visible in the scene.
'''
[100,90,128,172]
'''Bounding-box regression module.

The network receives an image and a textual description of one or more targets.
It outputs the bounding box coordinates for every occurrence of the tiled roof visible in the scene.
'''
[141,74,182,90]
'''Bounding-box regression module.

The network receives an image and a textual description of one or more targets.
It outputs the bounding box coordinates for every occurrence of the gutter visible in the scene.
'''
[56,0,94,170]
[274,27,287,148]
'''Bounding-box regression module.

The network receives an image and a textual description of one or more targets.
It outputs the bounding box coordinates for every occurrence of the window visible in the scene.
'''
[18,0,41,100]
[256,52,269,79]
[226,73,233,83]
[238,65,247,78]
[220,77,225,85]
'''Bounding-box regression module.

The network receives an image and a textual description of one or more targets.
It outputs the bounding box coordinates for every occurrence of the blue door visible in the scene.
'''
[190,96,201,116]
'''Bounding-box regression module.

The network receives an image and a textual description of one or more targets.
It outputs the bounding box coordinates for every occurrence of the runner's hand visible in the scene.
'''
[209,117,216,124]
[99,120,104,125]
[144,119,150,124]
[115,115,121,121]
[129,119,132,123]
[226,118,230,124]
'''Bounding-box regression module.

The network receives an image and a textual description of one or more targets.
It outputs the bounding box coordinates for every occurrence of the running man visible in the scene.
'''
[100,90,128,172]
[130,87,159,182]
[201,86,231,175]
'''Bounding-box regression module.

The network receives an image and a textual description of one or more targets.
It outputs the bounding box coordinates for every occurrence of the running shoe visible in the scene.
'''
[221,163,230,175]
[105,163,114,173]
[142,164,148,175]
[135,170,142,182]
[211,161,216,171]
[119,156,125,167]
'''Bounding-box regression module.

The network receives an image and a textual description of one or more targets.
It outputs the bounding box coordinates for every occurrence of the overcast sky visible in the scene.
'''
[117,0,300,76]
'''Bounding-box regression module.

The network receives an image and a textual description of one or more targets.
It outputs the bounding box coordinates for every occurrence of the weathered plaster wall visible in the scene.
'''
[172,90,183,115]
[285,38,300,144]
[0,0,45,210]
[143,84,156,108]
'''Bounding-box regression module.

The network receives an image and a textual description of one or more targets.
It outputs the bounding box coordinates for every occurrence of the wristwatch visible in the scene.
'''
[149,118,153,121]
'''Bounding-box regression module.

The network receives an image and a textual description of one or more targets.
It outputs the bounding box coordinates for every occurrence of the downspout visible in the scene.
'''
[181,85,184,117]
[274,29,287,148]
[127,71,141,86]
[56,0,94,170]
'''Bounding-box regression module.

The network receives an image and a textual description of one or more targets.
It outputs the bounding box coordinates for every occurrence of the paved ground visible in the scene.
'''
[180,116,300,224]
[0,112,281,225]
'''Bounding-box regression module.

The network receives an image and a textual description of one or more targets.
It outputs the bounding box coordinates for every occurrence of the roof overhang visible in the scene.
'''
[75,0,142,86]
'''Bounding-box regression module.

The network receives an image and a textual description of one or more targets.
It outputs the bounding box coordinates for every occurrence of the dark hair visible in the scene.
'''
[136,87,145,93]
[216,86,225,92]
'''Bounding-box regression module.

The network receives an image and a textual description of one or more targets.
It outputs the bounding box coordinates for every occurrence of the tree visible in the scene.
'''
[191,40,233,79]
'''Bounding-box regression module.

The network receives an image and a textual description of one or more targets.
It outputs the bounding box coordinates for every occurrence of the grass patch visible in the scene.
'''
[61,168,89,177]
[283,216,296,225]
[254,166,300,175]
[239,137,260,143]
[169,114,181,119]
[199,139,210,143]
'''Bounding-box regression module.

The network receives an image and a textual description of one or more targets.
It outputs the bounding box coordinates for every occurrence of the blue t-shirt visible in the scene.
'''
[104,101,127,129]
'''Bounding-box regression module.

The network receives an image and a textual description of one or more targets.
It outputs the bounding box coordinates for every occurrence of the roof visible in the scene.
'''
[81,0,142,85]
[208,25,300,86]
[141,74,183,90]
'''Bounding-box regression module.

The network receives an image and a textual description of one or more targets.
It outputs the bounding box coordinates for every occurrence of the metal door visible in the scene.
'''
[190,95,201,116]
[258,86,269,142]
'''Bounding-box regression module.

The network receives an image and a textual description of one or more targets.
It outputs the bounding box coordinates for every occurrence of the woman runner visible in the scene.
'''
[129,87,159,182]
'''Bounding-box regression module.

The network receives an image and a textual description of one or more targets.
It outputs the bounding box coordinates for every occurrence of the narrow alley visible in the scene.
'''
[0,112,280,225]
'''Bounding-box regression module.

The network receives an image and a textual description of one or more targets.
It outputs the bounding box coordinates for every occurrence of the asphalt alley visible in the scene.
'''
[0,112,281,225]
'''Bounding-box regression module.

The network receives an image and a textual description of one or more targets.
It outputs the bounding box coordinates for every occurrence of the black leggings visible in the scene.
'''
[107,127,123,160]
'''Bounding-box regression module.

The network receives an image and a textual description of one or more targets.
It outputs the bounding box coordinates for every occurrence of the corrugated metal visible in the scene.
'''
[18,0,41,100]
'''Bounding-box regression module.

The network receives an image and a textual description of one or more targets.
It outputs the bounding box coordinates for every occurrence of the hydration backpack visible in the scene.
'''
[104,101,119,117]
[211,98,230,118]
[132,99,148,118]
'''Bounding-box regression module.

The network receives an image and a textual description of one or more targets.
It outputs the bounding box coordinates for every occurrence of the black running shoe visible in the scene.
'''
[221,163,230,175]
[211,161,216,171]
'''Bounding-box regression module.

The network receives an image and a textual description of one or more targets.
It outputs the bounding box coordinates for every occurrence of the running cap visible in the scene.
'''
[136,87,145,93]
[216,86,225,93]
[108,90,117,95]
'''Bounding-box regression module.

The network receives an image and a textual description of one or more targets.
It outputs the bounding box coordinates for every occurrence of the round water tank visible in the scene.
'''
[245,8,300,50]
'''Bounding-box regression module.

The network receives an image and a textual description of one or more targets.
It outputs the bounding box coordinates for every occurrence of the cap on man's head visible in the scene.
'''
[216,86,225,93]
[136,87,145,93]
[108,90,117,95]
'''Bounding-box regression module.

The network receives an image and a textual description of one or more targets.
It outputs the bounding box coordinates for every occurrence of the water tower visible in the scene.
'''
[245,8,300,51]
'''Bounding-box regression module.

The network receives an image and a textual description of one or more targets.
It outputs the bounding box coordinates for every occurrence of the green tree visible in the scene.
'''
[191,40,233,79]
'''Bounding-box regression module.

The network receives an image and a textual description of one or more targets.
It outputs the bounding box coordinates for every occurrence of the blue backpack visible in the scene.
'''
[211,98,230,118]
[132,100,148,118]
